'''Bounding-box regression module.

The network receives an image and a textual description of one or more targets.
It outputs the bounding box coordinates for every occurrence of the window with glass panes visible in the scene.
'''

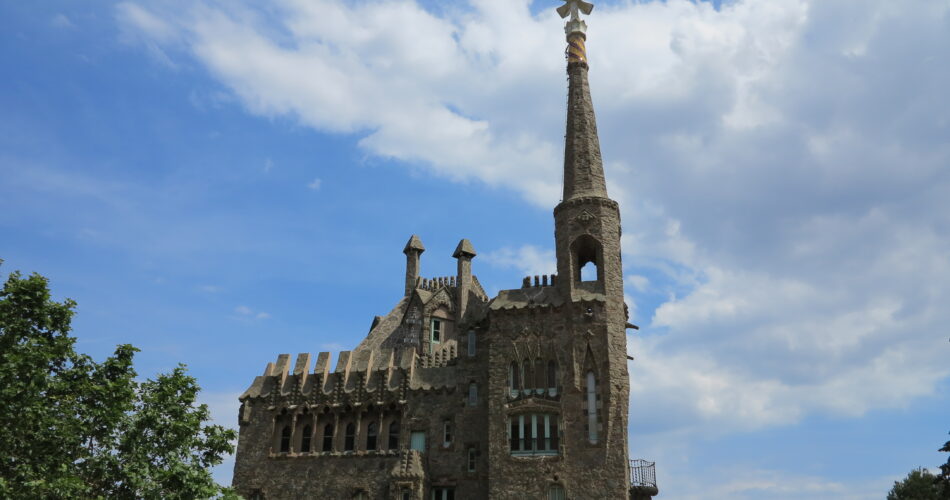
[431,487,454,500]
[430,319,442,344]
[508,413,559,455]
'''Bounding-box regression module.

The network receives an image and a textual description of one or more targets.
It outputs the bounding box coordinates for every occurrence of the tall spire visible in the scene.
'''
[558,0,608,201]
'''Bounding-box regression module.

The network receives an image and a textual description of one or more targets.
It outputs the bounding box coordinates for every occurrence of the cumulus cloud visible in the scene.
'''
[118,0,950,495]
[482,244,556,277]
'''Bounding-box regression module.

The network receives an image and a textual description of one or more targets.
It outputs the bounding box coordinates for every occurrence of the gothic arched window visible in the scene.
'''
[388,420,400,450]
[586,371,598,444]
[344,423,356,451]
[322,423,334,452]
[522,358,532,392]
[279,425,291,453]
[366,422,378,451]
[509,361,520,397]
[535,357,545,392]
[301,424,312,453]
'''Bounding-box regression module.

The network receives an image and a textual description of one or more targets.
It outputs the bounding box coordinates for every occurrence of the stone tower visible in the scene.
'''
[231,2,657,498]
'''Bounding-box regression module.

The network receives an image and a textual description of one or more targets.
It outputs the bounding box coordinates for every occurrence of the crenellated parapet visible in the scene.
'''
[240,348,461,411]
[522,274,558,288]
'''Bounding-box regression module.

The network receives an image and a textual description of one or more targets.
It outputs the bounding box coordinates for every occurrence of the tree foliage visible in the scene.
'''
[888,467,950,500]
[0,269,237,499]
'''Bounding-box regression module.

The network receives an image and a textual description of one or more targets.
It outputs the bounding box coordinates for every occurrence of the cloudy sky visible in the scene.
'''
[2,0,949,498]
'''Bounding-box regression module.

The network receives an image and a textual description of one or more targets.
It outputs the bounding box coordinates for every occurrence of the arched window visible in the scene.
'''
[522,358,532,392]
[388,420,400,450]
[279,425,291,453]
[572,235,603,283]
[468,382,478,406]
[586,371,598,444]
[344,423,356,451]
[535,357,545,393]
[547,360,557,394]
[366,422,378,451]
[467,330,476,356]
[322,423,334,452]
[301,424,312,453]
[509,361,520,397]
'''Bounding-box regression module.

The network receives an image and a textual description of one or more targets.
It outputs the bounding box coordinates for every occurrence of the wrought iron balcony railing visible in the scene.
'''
[630,459,657,488]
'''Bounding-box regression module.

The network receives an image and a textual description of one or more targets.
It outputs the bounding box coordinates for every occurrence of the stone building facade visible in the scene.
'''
[232,3,658,499]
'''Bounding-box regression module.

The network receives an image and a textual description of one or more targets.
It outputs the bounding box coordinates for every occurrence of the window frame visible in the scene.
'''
[322,423,334,452]
[467,447,477,472]
[344,422,356,452]
[300,424,312,453]
[508,412,559,456]
[430,318,442,344]
[279,425,291,453]
[467,382,478,406]
[467,330,476,357]
[442,420,453,448]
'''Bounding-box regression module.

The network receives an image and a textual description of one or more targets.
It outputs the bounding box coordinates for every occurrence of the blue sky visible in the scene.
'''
[2,0,948,498]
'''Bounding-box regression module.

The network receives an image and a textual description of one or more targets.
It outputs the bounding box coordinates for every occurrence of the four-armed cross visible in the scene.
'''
[556,0,594,22]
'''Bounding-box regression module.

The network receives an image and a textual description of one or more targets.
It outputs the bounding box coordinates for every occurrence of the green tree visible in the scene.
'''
[0,268,237,499]
[888,468,950,500]
[940,432,950,489]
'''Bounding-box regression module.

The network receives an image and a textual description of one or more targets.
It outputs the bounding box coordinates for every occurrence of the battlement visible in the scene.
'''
[411,274,488,300]
[522,274,558,288]
[240,347,459,404]
[416,275,457,291]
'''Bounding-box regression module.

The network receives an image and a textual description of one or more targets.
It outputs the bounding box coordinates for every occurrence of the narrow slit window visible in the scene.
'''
[468,382,478,406]
[535,357,545,392]
[509,361,520,397]
[301,424,312,452]
[388,420,400,450]
[547,360,558,394]
[344,423,356,451]
[467,330,476,356]
[522,358,532,393]
[587,371,598,444]
[322,423,334,452]
[366,422,378,451]
[467,447,477,472]
[443,420,453,447]
[279,425,291,453]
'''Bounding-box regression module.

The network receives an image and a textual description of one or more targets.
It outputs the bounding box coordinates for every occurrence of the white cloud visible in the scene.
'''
[307,177,322,190]
[263,158,274,172]
[235,305,270,320]
[119,0,950,493]
[482,244,556,277]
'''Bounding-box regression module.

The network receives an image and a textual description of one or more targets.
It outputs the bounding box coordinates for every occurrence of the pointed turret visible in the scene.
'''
[562,1,607,201]
[403,235,425,296]
[551,4,633,496]
[453,239,477,319]
[554,1,621,298]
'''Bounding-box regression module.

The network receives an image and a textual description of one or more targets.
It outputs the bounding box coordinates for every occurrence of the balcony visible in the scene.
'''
[630,459,658,499]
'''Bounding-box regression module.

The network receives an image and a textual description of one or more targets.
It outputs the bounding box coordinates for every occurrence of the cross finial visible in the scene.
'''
[557,0,594,23]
